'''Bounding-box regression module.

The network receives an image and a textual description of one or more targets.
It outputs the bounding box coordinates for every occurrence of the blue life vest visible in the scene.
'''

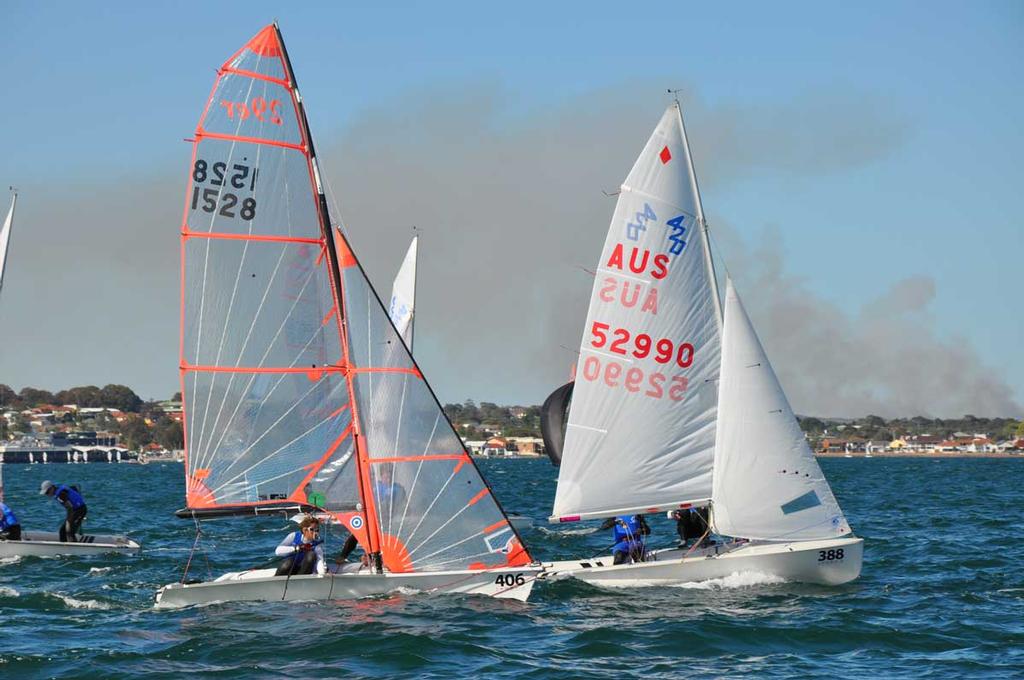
[0,503,18,531]
[612,515,641,543]
[55,484,86,509]
[289,531,322,562]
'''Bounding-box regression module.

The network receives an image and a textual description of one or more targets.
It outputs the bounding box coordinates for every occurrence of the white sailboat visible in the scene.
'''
[0,190,141,558]
[541,102,862,587]
[385,236,534,532]
[155,24,537,607]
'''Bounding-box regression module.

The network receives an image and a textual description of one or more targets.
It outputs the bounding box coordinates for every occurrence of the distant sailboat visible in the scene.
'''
[541,101,862,587]
[388,235,417,350]
[156,24,536,607]
[0,190,140,558]
[0,190,16,296]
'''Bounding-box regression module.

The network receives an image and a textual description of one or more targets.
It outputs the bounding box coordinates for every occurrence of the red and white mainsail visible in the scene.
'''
[551,103,722,522]
[179,24,530,573]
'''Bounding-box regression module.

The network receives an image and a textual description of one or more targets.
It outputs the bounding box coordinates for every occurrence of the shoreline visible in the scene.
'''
[816,451,1022,459]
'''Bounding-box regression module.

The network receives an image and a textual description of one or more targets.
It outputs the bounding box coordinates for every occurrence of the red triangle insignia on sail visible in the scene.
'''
[245,25,282,58]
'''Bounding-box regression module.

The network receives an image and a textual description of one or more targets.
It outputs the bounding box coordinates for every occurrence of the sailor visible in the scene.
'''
[600,514,650,565]
[0,501,22,541]
[274,515,326,576]
[669,506,710,548]
[40,480,87,543]
[373,465,406,507]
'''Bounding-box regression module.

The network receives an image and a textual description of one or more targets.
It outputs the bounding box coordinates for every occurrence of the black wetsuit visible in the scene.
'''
[54,485,87,543]
[674,507,710,546]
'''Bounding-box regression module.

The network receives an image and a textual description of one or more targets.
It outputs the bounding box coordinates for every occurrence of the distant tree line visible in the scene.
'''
[797,414,1024,442]
[0,383,183,451]
[443,400,542,439]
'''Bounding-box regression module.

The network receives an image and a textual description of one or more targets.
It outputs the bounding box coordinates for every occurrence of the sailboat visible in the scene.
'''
[540,102,862,587]
[155,24,537,607]
[0,190,140,557]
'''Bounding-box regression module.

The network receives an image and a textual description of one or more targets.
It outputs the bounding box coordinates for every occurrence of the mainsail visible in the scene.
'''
[711,280,850,540]
[0,191,16,296]
[179,24,530,574]
[551,103,722,522]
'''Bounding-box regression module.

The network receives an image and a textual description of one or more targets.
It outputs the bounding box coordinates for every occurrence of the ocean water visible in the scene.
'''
[1,458,1022,678]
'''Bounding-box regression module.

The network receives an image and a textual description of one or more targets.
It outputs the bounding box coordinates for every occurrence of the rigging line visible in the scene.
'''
[401,461,461,548]
[382,373,411,540]
[194,263,320,472]
[206,363,327,483]
[409,522,500,566]
[412,546,508,571]
[191,69,260,461]
[393,413,440,542]
[405,493,483,559]
[193,244,289,470]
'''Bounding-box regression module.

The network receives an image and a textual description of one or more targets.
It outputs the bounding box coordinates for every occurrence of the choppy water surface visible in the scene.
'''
[1,458,1022,678]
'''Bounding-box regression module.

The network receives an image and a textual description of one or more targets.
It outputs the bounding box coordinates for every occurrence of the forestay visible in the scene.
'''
[388,235,417,350]
[0,191,16,296]
[179,25,529,575]
[551,103,721,522]
[711,280,851,541]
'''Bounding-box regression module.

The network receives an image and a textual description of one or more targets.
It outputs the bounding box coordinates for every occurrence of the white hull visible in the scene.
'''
[155,564,541,608]
[541,536,862,588]
[0,530,141,558]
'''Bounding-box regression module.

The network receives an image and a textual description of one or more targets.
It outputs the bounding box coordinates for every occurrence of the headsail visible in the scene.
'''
[551,103,722,522]
[388,235,417,350]
[711,280,850,540]
[0,191,16,296]
[179,25,530,574]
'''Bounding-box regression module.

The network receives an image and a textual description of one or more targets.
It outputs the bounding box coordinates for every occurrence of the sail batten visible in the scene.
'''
[551,103,721,520]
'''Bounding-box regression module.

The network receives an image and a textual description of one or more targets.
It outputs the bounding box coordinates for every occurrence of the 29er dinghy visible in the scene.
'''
[540,100,862,588]
[155,24,537,608]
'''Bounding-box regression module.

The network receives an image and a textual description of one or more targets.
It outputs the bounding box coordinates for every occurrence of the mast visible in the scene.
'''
[672,94,723,332]
[271,23,384,560]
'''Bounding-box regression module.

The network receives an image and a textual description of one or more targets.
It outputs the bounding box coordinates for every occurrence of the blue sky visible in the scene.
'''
[1,2,1021,415]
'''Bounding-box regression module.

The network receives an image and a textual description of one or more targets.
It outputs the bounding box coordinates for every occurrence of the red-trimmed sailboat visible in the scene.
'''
[155,24,536,607]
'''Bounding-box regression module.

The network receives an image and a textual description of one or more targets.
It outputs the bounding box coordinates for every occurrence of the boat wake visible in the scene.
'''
[50,593,110,610]
[0,555,22,567]
[538,526,597,536]
[674,571,787,591]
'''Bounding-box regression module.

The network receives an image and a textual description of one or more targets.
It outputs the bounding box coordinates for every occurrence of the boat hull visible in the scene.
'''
[0,530,141,558]
[154,564,541,608]
[541,536,863,588]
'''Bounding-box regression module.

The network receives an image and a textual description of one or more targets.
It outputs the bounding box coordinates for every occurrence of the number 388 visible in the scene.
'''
[817,548,844,562]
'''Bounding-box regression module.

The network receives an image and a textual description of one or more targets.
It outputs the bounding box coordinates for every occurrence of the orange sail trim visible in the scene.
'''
[333,230,357,268]
[220,66,290,88]
[195,129,307,153]
[467,488,491,506]
[291,423,354,501]
[180,363,347,375]
[182,230,323,246]
[241,24,282,58]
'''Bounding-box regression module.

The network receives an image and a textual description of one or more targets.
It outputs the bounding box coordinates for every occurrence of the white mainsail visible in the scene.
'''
[551,103,722,522]
[0,191,16,296]
[388,235,417,350]
[711,279,850,540]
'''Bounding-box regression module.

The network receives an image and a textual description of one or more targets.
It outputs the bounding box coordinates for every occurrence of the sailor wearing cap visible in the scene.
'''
[40,480,88,543]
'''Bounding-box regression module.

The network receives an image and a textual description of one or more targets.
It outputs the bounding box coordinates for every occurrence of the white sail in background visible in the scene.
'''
[0,191,16,296]
[551,103,721,521]
[388,235,417,350]
[711,279,850,541]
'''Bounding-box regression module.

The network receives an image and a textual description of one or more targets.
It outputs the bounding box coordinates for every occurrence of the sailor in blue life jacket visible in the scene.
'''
[0,501,22,541]
[600,514,651,565]
[373,465,407,508]
[274,515,326,576]
[40,480,87,542]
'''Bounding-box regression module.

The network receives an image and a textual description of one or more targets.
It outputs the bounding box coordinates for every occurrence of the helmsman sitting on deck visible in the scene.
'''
[600,514,651,565]
[274,515,326,576]
[0,501,22,541]
[40,481,87,542]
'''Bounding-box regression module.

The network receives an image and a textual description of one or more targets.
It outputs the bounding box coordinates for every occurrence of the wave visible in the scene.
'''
[674,571,788,590]
[0,585,19,597]
[538,526,597,536]
[89,566,113,575]
[51,593,111,610]
[0,555,22,566]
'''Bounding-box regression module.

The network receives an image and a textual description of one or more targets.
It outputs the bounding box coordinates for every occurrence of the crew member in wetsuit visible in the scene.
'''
[600,514,650,564]
[274,515,326,576]
[40,480,87,542]
[670,506,710,548]
[0,501,21,541]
